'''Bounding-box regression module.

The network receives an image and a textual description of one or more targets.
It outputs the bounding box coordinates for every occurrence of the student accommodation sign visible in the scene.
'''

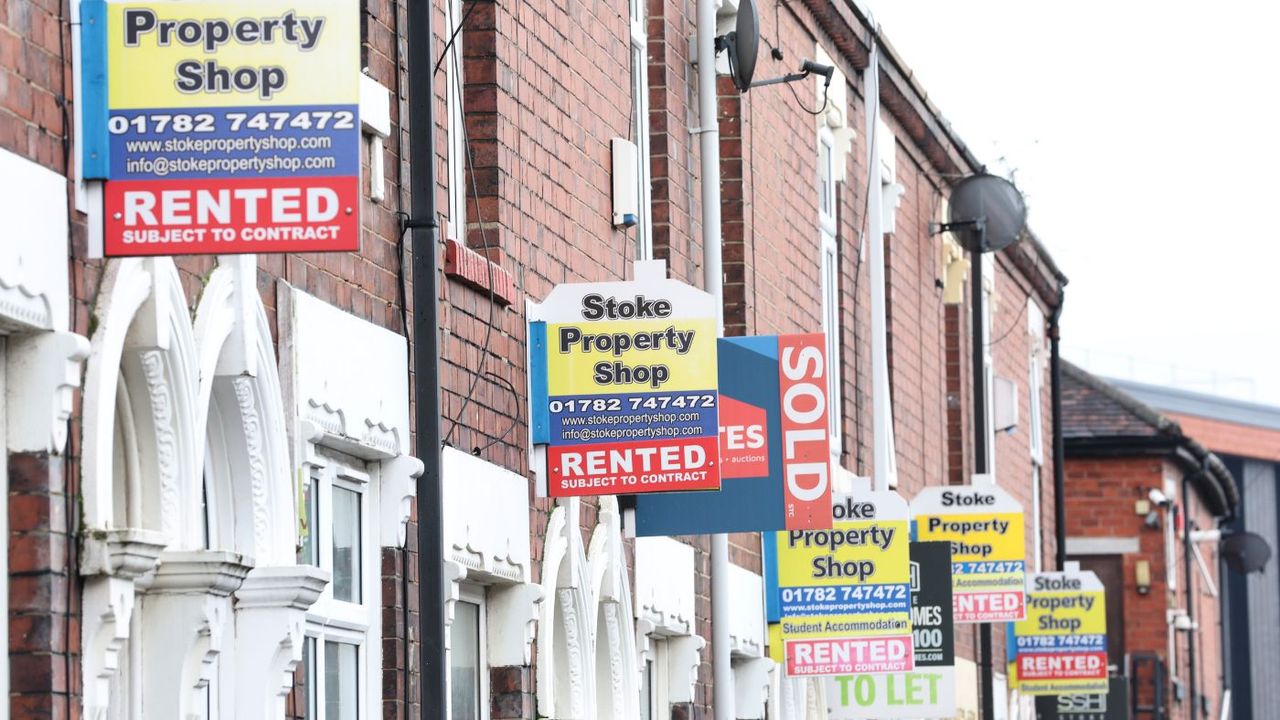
[528,261,720,497]
[82,0,360,255]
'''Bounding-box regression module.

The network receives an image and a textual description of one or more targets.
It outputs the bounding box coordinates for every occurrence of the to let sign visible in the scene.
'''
[527,261,721,497]
[827,541,957,719]
[85,0,360,256]
[911,482,1027,623]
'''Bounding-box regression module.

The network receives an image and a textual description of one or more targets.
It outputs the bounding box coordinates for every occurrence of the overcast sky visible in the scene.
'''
[866,0,1280,406]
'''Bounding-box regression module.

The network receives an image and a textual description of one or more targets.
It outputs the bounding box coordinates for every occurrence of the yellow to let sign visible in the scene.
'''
[107,0,359,109]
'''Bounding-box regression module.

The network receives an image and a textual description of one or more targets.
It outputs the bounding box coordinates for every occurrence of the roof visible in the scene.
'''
[1108,378,1280,432]
[1062,362,1240,518]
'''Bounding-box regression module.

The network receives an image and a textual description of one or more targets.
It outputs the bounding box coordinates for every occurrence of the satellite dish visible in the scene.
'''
[946,173,1027,253]
[1222,531,1272,575]
[721,0,759,92]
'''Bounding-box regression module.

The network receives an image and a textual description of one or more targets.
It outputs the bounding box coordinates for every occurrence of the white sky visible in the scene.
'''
[866,0,1280,406]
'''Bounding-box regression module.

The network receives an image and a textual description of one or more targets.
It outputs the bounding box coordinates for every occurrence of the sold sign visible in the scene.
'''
[778,334,832,529]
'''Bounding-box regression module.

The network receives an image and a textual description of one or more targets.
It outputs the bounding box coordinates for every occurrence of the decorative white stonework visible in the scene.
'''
[7,330,89,453]
[281,286,410,457]
[443,446,532,582]
[634,537,695,636]
[81,529,166,720]
[82,258,202,545]
[734,657,774,720]
[0,148,70,333]
[438,447,542,666]
[728,563,765,658]
[233,565,331,717]
[536,500,596,719]
[81,256,328,720]
[666,634,706,705]
[143,550,253,720]
[588,497,640,720]
[280,285,420,549]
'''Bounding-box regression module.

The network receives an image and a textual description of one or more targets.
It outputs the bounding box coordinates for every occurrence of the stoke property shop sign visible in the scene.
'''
[527,261,720,497]
[633,334,835,534]
[82,0,360,255]
[1011,570,1108,696]
[911,483,1027,623]
[767,487,914,676]
[827,541,957,719]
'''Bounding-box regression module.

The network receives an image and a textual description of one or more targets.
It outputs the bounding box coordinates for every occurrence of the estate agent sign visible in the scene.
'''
[634,333,834,533]
[528,261,721,497]
[911,480,1027,623]
[767,482,914,676]
[1012,566,1109,696]
[83,0,361,255]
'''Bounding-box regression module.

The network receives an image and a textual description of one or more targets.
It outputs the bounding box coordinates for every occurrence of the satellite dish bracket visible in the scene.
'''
[930,217,990,252]
[747,60,834,89]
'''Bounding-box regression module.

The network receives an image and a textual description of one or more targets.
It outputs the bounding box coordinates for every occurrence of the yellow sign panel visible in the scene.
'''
[107,0,360,109]
[544,318,718,396]
[771,492,914,676]
[1010,571,1109,696]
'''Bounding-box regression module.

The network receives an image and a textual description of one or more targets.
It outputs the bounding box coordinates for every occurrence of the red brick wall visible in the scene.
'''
[1165,412,1280,463]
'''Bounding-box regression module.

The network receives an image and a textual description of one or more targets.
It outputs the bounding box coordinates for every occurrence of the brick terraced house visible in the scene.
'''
[0,0,1066,716]
[1062,363,1239,720]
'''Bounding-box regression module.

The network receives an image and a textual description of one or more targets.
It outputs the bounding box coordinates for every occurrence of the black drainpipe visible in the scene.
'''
[1049,289,1067,570]
[1182,471,1198,718]
[408,0,446,716]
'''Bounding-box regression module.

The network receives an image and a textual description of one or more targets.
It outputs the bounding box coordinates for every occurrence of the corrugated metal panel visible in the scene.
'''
[1244,460,1280,714]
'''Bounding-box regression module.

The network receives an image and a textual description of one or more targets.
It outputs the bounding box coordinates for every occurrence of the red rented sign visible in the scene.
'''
[104,176,360,256]
[546,436,720,496]
[777,334,832,530]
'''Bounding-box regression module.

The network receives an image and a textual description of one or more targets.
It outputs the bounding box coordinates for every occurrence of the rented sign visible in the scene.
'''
[911,482,1027,623]
[827,541,957,719]
[768,482,913,676]
[85,0,361,256]
[527,261,720,497]
[1012,569,1108,696]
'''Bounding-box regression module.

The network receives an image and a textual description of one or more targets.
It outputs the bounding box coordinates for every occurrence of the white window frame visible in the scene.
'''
[818,127,842,461]
[640,636,670,720]
[446,0,467,242]
[629,0,653,259]
[448,584,491,720]
[301,449,381,720]
[982,266,996,478]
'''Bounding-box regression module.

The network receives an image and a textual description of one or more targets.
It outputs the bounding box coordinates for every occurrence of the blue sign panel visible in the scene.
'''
[633,335,788,535]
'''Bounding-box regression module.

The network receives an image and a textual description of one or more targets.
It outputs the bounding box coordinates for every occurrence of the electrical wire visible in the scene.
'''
[434,0,481,76]
[442,0,500,448]
[787,77,829,116]
[985,299,1029,348]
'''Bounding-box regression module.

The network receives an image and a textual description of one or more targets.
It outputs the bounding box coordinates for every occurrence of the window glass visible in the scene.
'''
[818,138,834,219]
[450,601,482,720]
[332,485,361,603]
[324,641,359,720]
[300,472,319,566]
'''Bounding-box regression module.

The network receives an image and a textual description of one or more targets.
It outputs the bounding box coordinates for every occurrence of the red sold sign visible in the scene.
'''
[778,334,831,530]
